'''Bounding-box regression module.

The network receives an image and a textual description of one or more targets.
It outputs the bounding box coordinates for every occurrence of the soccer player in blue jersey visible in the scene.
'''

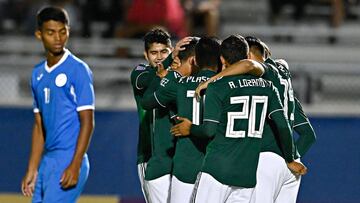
[21,7,95,203]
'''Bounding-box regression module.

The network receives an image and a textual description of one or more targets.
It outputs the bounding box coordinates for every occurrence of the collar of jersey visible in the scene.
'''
[45,49,70,73]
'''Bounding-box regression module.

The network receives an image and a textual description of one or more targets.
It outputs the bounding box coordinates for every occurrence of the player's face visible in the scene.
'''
[144,43,172,67]
[36,20,69,56]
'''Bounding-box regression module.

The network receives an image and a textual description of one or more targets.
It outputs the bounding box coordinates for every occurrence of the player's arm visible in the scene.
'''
[269,89,307,175]
[61,64,95,189]
[141,72,178,110]
[22,112,44,197]
[61,109,94,189]
[293,97,316,157]
[171,118,218,138]
[195,59,264,100]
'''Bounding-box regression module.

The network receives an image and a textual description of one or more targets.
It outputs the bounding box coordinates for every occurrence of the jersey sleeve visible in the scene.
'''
[154,72,179,107]
[141,72,178,110]
[268,85,295,163]
[203,83,222,124]
[141,75,163,110]
[130,64,156,91]
[262,63,280,81]
[293,97,316,157]
[74,63,95,111]
[190,121,218,138]
[162,53,173,69]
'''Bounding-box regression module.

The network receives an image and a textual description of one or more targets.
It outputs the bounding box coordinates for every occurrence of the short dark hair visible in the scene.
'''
[178,37,199,62]
[36,6,69,29]
[245,36,266,58]
[195,37,221,70]
[143,28,172,51]
[221,35,249,65]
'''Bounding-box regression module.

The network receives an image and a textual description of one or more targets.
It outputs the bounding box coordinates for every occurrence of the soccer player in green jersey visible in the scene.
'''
[245,36,316,203]
[169,37,221,203]
[171,35,305,203]
[130,28,173,202]
[140,37,199,203]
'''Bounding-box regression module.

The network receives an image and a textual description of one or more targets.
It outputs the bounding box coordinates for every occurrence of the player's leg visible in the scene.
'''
[137,162,150,203]
[170,175,194,203]
[147,174,171,203]
[275,159,302,203]
[42,155,90,202]
[225,186,255,203]
[251,152,285,203]
[192,172,231,203]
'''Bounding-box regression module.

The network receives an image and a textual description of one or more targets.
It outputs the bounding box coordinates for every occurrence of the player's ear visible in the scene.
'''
[35,30,42,41]
[220,56,226,65]
[220,56,227,70]
[189,56,195,65]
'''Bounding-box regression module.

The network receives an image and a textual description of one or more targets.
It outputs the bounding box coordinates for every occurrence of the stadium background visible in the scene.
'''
[0,0,359,202]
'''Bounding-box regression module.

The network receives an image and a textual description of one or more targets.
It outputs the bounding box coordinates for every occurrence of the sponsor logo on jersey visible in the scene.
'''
[135,64,146,71]
[55,73,67,87]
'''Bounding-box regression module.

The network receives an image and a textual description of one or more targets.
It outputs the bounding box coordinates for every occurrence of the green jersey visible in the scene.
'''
[293,97,316,157]
[201,75,291,188]
[262,58,298,158]
[142,70,181,180]
[130,64,156,164]
[174,70,216,184]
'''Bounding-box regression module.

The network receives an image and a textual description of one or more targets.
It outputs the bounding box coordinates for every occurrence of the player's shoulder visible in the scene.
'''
[166,70,182,81]
[67,51,92,73]
[275,59,289,70]
[133,63,149,71]
[33,60,46,72]
[131,63,152,78]
[274,59,292,78]
[31,60,46,81]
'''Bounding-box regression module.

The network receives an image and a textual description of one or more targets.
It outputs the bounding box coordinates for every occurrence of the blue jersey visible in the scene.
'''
[30,49,95,151]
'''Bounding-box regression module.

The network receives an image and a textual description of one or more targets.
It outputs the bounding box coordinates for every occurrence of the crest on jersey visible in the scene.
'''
[55,73,67,87]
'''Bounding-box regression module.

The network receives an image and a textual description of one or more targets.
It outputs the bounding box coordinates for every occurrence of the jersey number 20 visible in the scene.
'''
[226,96,268,139]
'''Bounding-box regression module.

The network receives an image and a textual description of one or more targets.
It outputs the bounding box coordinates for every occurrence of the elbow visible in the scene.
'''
[140,100,152,110]
[204,125,216,138]
[309,132,317,144]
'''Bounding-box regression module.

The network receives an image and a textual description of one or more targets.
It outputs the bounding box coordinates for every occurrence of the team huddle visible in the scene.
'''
[131,28,316,203]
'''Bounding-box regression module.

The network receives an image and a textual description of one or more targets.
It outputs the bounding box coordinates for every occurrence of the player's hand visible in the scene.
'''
[195,81,210,101]
[60,163,81,189]
[21,170,38,197]
[170,117,192,136]
[287,161,307,176]
[172,37,193,59]
[156,63,168,78]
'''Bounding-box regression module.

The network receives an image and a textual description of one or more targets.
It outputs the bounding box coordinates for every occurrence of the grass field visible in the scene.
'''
[0,193,119,203]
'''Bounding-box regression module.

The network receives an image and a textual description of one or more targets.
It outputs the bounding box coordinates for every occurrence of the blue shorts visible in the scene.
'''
[32,150,90,203]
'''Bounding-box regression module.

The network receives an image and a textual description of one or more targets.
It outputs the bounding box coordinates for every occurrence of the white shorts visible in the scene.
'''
[252,152,301,203]
[147,174,172,203]
[170,175,195,203]
[137,163,149,203]
[192,172,255,203]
